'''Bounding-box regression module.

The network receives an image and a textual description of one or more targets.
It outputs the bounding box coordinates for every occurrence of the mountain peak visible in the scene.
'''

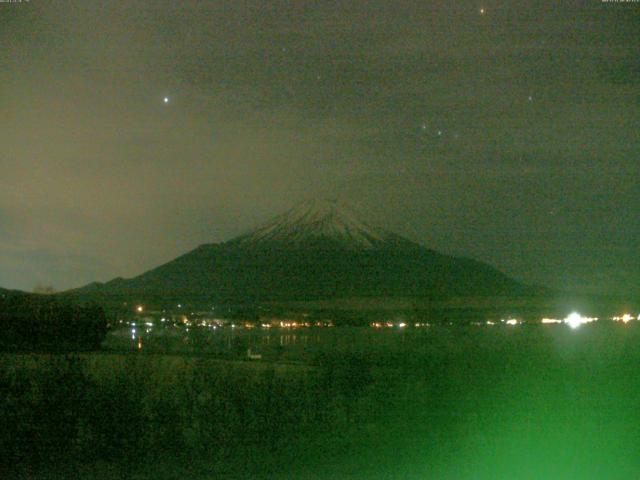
[229,198,393,249]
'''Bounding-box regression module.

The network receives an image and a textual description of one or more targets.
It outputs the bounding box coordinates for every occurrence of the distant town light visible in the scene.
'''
[612,313,635,323]
[563,312,597,329]
[565,312,582,329]
[541,318,562,324]
[136,305,143,313]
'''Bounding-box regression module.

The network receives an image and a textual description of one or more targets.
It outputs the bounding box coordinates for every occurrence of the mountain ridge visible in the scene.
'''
[68,199,532,303]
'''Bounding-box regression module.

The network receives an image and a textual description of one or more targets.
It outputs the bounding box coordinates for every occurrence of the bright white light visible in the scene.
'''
[622,314,633,323]
[486,320,496,326]
[398,322,406,328]
[504,318,519,326]
[566,313,582,329]
[163,97,169,103]
[136,305,143,313]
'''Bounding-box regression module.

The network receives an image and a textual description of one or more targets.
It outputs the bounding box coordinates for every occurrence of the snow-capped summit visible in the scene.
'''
[230,198,394,249]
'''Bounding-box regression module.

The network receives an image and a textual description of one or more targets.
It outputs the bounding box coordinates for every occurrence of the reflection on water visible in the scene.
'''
[106,325,412,359]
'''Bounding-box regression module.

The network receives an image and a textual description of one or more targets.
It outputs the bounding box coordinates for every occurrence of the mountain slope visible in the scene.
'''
[71,199,530,303]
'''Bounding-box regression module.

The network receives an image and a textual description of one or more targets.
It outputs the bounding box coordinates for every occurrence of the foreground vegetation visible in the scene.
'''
[3,324,640,478]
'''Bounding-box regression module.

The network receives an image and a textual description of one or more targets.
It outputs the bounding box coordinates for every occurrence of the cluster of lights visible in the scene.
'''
[612,314,638,324]
[370,322,385,328]
[541,318,562,324]
[370,322,430,329]
[278,321,316,328]
[124,303,638,334]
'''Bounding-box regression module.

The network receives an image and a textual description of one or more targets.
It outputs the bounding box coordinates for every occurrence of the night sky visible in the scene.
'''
[1,1,638,295]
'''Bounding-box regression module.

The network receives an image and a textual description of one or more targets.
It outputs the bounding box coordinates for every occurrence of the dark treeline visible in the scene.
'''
[0,293,107,351]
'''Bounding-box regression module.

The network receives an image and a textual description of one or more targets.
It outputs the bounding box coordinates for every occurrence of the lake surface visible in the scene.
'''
[105,320,640,363]
[7,321,640,479]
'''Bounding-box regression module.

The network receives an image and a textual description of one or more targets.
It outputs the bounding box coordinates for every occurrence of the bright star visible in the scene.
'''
[163,97,169,104]
[480,7,486,14]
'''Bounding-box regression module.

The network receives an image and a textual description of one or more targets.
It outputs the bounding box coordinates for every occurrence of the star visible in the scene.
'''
[479,7,486,15]
[437,130,443,136]
[163,97,170,104]
[528,95,533,102]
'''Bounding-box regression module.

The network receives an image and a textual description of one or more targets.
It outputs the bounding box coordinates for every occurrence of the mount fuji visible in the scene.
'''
[71,199,530,304]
